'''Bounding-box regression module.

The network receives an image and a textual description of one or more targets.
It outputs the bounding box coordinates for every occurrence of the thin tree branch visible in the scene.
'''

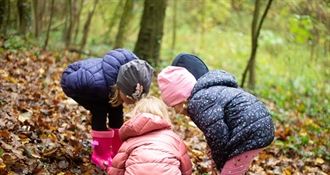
[241,0,273,88]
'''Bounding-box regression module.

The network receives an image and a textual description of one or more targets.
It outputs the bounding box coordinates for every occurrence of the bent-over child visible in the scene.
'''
[60,48,154,171]
[157,66,275,175]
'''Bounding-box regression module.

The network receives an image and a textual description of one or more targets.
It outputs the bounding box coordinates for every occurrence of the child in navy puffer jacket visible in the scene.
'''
[60,48,154,171]
[157,65,275,175]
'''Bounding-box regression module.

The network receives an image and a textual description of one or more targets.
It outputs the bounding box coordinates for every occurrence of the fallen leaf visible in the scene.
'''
[316,157,325,165]
[18,111,33,122]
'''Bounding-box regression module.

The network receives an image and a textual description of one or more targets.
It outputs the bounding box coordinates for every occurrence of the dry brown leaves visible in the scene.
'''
[0,50,329,175]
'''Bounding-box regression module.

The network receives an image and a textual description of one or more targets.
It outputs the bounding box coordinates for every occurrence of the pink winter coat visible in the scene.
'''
[107,113,192,175]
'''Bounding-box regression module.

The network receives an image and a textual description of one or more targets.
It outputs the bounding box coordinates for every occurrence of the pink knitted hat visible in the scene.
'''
[157,66,197,107]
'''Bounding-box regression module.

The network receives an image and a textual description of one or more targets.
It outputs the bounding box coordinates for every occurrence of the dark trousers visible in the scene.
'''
[72,97,124,131]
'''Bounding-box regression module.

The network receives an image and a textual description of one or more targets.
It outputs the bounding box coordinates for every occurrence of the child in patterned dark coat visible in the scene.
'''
[157,66,275,175]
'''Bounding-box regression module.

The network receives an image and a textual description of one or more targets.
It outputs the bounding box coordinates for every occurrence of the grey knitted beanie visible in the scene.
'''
[117,60,154,101]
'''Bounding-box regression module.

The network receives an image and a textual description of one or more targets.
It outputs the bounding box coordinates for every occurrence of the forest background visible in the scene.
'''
[0,0,329,174]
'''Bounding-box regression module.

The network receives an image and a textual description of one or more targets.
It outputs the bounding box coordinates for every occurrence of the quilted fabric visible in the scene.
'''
[60,48,138,100]
[108,113,192,175]
[188,70,275,170]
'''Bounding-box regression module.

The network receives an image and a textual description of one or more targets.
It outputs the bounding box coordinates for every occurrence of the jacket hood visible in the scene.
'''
[119,113,171,141]
[192,70,239,95]
[171,53,209,79]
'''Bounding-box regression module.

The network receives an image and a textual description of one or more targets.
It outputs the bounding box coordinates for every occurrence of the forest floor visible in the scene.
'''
[0,49,329,175]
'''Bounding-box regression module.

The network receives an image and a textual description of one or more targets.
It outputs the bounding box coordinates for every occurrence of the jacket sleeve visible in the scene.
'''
[202,104,230,169]
[107,151,128,175]
[189,87,230,170]
[179,141,193,175]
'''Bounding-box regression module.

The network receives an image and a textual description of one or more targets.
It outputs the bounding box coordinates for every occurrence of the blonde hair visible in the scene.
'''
[109,85,123,107]
[129,96,173,127]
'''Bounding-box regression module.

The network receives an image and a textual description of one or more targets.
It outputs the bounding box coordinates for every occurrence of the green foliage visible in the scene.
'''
[289,15,313,43]
[255,73,329,159]
[3,35,33,52]
[160,0,330,162]
[0,149,3,157]
[258,30,284,55]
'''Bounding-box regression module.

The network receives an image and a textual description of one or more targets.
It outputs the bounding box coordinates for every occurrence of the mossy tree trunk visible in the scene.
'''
[113,0,134,49]
[134,0,167,66]
[43,0,54,50]
[32,0,45,38]
[17,0,31,36]
[0,0,7,34]
[73,0,84,43]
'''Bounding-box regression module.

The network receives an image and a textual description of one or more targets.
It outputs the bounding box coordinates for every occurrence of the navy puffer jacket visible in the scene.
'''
[188,70,275,170]
[61,48,138,100]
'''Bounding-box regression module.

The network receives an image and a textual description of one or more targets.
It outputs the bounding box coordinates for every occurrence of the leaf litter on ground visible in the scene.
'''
[0,49,329,175]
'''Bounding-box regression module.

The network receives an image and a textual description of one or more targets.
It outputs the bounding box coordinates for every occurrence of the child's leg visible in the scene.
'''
[107,104,124,158]
[107,104,124,128]
[220,148,263,175]
[72,97,109,131]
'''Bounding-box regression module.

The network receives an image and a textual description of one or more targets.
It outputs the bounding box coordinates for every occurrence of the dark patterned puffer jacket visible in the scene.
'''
[61,48,138,100]
[188,70,275,170]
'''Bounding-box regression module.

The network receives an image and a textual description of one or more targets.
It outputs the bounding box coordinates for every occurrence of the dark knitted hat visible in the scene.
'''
[117,60,154,101]
[171,53,209,79]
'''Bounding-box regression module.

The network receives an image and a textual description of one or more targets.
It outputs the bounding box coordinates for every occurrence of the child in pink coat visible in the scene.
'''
[107,96,192,175]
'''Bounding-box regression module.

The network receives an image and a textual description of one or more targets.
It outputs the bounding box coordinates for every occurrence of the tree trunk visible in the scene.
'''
[134,0,167,66]
[32,0,39,37]
[31,0,45,38]
[79,0,99,58]
[0,0,7,34]
[39,0,45,34]
[5,0,11,35]
[64,0,79,47]
[171,0,177,57]
[71,0,79,44]
[32,0,48,35]
[44,0,54,50]
[113,0,134,49]
[241,0,273,89]
[64,0,73,47]
[17,0,31,35]
[62,1,69,43]
[248,0,260,89]
[73,0,84,43]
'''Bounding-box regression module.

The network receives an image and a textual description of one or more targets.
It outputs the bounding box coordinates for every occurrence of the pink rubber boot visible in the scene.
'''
[91,129,114,170]
[110,128,123,158]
